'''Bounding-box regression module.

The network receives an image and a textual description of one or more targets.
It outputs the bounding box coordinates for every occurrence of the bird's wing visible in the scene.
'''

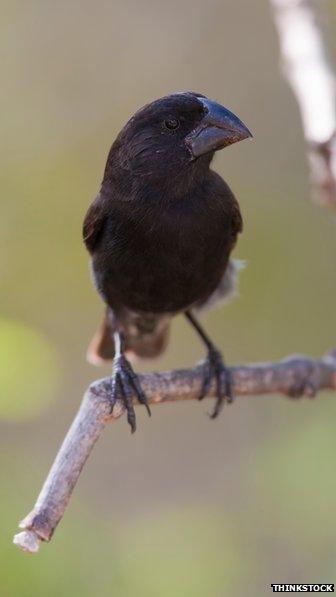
[83,194,107,254]
[229,195,243,246]
[195,183,244,312]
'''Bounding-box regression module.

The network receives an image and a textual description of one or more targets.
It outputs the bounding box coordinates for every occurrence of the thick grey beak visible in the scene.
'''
[185,97,252,158]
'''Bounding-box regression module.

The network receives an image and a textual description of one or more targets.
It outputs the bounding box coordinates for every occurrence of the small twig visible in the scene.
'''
[14,348,336,553]
[271,0,336,207]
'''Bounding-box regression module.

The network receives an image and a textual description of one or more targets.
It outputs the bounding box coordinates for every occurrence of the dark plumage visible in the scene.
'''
[83,92,251,430]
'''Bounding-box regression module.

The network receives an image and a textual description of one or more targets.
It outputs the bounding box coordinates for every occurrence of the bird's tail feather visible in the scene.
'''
[87,310,170,365]
[86,312,115,365]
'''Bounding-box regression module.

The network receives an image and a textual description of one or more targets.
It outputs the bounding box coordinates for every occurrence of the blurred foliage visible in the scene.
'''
[1,1,336,596]
[0,318,60,419]
[0,495,249,596]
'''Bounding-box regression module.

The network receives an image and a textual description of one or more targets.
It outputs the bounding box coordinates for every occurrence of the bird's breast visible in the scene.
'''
[93,200,233,314]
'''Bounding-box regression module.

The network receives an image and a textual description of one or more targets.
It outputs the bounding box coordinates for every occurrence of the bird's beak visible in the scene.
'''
[185,97,252,158]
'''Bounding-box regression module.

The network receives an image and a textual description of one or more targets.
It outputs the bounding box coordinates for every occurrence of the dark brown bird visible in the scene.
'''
[83,92,251,431]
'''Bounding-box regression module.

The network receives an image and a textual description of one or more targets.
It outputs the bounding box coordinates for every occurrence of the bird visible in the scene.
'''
[83,91,252,431]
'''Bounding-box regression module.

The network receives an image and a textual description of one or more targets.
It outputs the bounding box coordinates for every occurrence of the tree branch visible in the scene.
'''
[13,348,336,553]
[271,0,336,207]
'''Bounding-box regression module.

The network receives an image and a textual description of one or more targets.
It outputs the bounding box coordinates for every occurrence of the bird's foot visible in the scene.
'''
[199,347,233,418]
[288,378,317,399]
[110,354,151,432]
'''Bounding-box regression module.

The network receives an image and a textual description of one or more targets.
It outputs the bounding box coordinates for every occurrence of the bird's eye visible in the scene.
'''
[164,118,180,130]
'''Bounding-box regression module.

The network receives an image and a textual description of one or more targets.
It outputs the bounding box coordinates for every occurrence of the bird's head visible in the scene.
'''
[103,92,252,196]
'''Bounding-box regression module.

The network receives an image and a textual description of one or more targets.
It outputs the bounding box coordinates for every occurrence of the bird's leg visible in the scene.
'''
[110,331,151,432]
[185,310,233,418]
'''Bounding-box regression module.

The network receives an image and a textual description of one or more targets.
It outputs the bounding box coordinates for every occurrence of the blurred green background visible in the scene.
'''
[1,1,336,595]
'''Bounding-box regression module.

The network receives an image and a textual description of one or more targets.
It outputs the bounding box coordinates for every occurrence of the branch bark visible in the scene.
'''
[13,348,336,553]
[271,0,336,207]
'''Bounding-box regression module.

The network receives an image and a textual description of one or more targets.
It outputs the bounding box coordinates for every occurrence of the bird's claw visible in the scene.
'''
[199,347,234,418]
[288,378,317,399]
[110,355,151,432]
